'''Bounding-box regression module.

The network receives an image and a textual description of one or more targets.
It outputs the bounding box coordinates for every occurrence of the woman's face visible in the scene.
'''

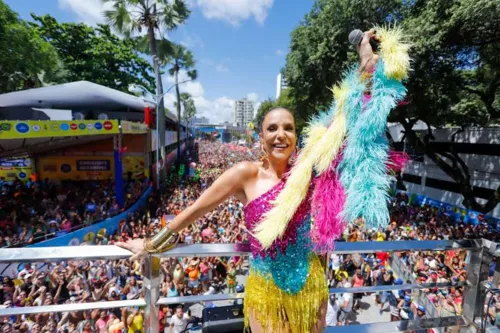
[261,108,297,163]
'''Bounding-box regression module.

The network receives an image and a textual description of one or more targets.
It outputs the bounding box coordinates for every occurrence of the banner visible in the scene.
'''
[121,121,148,134]
[0,120,119,139]
[28,187,152,247]
[38,156,145,181]
[0,157,33,181]
[398,190,500,227]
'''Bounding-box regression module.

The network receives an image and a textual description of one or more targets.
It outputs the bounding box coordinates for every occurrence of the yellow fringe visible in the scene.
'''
[375,25,411,81]
[252,123,327,249]
[243,255,328,333]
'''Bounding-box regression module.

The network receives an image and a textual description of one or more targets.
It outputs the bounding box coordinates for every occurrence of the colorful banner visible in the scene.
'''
[0,157,33,181]
[0,120,119,139]
[28,187,152,247]
[398,190,500,228]
[38,156,145,181]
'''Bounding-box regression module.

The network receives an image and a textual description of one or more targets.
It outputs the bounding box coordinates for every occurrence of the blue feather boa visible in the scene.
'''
[338,60,407,229]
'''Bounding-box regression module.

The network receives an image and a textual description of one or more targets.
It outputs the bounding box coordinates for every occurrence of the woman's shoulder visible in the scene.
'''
[228,161,261,180]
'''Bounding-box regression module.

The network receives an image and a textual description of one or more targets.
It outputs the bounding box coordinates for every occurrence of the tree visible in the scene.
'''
[254,98,277,131]
[179,92,197,125]
[284,0,500,213]
[0,2,61,92]
[164,43,197,164]
[30,14,154,93]
[103,0,190,176]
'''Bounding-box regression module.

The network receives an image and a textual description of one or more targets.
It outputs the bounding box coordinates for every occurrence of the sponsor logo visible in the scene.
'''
[18,172,27,179]
[15,123,30,133]
[51,124,59,131]
[94,122,103,130]
[103,121,113,130]
[78,123,86,130]
[0,123,12,131]
[86,123,93,130]
[32,125,41,132]
[60,123,69,131]
[60,164,72,173]
[70,123,78,130]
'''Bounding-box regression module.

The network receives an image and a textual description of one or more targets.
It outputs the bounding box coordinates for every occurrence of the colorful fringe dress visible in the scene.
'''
[242,26,411,333]
[243,178,328,333]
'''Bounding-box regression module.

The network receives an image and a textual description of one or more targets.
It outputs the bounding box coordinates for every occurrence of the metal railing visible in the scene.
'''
[0,239,498,333]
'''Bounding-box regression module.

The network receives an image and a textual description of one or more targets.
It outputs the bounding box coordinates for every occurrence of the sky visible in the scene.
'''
[5,0,313,124]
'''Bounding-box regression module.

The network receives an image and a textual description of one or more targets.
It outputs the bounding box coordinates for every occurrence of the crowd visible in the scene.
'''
[0,141,254,333]
[1,140,499,333]
[0,177,148,248]
[325,191,500,331]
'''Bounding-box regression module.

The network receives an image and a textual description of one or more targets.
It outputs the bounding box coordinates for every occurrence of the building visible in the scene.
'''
[276,72,288,99]
[233,98,254,128]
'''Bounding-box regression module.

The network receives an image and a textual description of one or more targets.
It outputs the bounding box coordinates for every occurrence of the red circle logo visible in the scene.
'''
[103,121,113,130]
[70,123,78,130]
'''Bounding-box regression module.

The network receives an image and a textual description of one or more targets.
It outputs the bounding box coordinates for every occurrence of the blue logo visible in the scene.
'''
[18,172,27,179]
[78,123,86,130]
[94,122,103,130]
[60,123,69,131]
[60,164,71,173]
[15,123,29,134]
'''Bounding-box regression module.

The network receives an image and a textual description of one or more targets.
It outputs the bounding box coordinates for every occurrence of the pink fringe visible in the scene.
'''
[310,153,346,253]
[387,150,410,172]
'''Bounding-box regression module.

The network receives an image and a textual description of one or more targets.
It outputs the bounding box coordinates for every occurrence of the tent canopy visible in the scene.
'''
[0,81,178,122]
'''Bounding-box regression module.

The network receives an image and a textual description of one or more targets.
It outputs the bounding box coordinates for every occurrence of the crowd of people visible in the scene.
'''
[0,140,499,333]
[0,141,255,333]
[0,177,148,248]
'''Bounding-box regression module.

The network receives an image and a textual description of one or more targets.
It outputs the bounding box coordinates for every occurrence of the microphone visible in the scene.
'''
[348,29,380,52]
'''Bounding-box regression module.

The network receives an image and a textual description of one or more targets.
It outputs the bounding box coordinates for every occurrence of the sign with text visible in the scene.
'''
[76,160,111,171]
[0,120,119,139]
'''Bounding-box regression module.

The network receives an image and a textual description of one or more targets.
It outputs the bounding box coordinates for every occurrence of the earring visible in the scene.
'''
[259,144,268,162]
[289,146,299,165]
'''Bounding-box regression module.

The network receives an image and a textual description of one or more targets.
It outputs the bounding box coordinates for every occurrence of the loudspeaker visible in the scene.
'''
[202,304,244,333]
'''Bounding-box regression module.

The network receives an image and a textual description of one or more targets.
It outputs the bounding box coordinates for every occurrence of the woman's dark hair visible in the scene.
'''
[258,107,293,133]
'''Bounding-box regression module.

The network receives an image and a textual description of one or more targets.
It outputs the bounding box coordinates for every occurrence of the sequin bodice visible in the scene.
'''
[244,179,314,294]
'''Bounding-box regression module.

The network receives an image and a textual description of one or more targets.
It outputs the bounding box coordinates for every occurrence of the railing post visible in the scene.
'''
[461,241,494,333]
[143,255,161,333]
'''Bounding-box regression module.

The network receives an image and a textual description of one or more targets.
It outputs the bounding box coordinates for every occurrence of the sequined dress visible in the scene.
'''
[243,179,328,333]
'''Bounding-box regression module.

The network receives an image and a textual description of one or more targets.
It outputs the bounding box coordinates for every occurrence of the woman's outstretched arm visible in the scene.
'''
[116,161,257,259]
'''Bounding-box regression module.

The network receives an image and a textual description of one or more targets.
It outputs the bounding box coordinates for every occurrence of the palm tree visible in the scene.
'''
[164,43,197,164]
[180,93,197,125]
[102,0,190,179]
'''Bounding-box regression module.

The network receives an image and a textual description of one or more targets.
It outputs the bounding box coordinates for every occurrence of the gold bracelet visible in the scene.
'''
[144,226,179,253]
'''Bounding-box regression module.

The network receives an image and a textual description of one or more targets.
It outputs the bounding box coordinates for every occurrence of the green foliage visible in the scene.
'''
[254,99,277,131]
[0,1,61,92]
[284,0,500,213]
[285,0,499,127]
[30,14,155,93]
[103,0,190,38]
[180,93,197,124]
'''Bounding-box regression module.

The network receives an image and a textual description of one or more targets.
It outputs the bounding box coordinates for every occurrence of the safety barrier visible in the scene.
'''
[0,239,498,333]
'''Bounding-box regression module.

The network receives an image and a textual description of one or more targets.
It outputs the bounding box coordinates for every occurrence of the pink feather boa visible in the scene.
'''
[310,152,346,253]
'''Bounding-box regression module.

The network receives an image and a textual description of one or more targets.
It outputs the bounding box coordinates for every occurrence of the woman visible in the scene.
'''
[117,30,380,333]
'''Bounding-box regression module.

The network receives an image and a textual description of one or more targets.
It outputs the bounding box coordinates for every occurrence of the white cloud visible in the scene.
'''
[215,64,230,73]
[275,49,284,56]
[247,92,259,102]
[180,33,205,49]
[162,71,262,124]
[58,0,107,25]
[195,0,274,26]
[164,70,204,98]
